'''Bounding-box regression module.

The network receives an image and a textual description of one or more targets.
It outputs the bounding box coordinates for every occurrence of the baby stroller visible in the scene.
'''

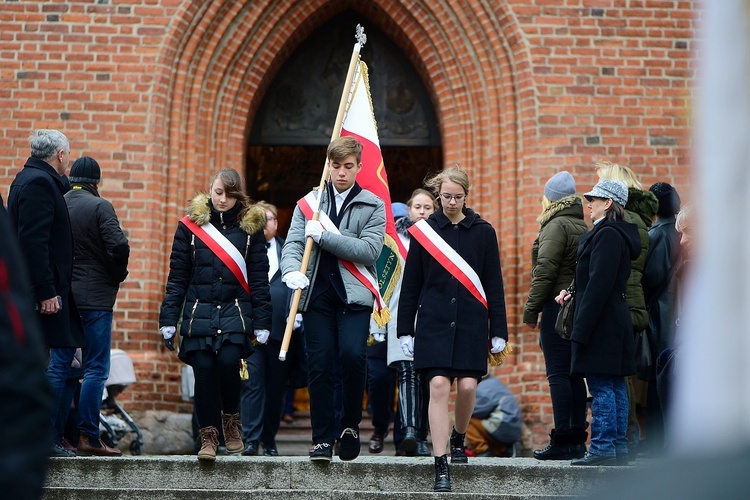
[99,349,144,455]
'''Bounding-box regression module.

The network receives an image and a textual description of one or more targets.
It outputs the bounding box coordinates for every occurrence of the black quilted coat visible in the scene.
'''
[159,194,271,357]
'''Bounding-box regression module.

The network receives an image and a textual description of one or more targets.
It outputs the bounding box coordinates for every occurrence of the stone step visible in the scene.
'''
[43,456,634,499]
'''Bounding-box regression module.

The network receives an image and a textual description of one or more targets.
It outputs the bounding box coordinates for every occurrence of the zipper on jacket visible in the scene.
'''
[235,299,246,332]
[191,235,195,262]
[244,235,250,259]
[188,299,198,337]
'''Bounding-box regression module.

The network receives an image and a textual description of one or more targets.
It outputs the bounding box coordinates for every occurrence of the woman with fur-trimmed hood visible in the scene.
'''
[159,168,271,462]
[523,171,590,461]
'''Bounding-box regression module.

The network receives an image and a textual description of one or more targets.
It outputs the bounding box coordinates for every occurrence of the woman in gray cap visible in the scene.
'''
[524,171,589,460]
[556,178,641,466]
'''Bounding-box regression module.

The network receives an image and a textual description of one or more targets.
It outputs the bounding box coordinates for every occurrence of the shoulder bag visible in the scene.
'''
[555,280,575,340]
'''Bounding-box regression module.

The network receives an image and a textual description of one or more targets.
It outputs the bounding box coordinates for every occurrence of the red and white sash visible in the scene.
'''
[297,191,387,317]
[408,219,488,309]
[180,215,250,295]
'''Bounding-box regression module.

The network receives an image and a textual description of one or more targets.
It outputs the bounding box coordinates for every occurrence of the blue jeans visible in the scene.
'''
[47,347,77,442]
[586,374,629,457]
[77,310,113,439]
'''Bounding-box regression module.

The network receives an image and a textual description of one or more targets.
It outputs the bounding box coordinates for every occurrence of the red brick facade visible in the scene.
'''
[0,1,696,445]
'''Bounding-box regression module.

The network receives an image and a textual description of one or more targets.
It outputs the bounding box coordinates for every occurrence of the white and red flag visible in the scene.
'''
[339,61,405,320]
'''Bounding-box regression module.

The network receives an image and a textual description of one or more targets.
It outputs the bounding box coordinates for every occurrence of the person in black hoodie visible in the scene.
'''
[557,178,641,466]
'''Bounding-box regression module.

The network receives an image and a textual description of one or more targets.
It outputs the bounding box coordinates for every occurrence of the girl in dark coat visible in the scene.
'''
[557,178,640,466]
[159,168,271,461]
[398,166,508,492]
[523,172,589,460]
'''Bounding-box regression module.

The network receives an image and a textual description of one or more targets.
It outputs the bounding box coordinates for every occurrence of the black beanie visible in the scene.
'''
[649,182,681,217]
[69,156,101,184]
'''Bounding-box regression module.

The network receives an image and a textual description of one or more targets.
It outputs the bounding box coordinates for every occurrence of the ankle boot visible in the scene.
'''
[198,426,219,461]
[221,412,243,454]
[434,454,451,492]
[534,429,582,460]
[569,428,588,459]
[450,427,468,464]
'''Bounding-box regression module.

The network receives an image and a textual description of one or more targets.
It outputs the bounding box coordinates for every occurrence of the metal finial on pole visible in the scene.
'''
[355,24,367,47]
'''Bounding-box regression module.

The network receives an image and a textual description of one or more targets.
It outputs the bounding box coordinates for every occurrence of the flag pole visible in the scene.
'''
[279,25,367,361]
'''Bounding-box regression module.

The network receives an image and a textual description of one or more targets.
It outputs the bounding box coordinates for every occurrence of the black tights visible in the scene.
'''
[188,343,243,429]
[539,300,587,431]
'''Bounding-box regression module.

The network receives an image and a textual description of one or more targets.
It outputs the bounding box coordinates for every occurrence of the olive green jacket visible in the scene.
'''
[523,196,589,325]
[623,187,659,332]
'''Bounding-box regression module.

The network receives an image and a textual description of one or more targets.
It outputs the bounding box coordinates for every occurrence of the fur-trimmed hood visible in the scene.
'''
[395,215,413,238]
[186,193,267,235]
[537,195,584,226]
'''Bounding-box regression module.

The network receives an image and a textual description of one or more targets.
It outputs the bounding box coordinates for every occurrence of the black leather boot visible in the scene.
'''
[450,427,468,464]
[569,428,588,459]
[434,454,451,492]
[534,429,582,460]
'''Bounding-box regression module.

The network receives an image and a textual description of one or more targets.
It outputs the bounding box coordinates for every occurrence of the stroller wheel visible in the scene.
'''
[130,440,142,456]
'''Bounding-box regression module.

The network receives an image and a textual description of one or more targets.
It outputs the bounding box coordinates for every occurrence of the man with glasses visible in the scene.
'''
[7,129,85,457]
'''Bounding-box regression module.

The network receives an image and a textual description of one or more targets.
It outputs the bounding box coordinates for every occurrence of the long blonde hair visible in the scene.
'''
[595,160,642,189]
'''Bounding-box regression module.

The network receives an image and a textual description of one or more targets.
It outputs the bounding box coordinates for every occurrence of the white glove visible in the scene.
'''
[294,313,303,330]
[282,271,310,290]
[254,329,270,344]
[399,335,414,358]
[490,337,507,354]
[305,220,324,243]
[372,332,386,343]
[160,326,176,340]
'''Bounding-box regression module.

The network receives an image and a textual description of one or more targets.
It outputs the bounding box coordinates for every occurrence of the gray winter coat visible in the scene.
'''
[280,185,386,311]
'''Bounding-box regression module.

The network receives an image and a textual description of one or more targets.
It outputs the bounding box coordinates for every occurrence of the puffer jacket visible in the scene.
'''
[159,194,271,338]
[65,184,130,311]
[623,188,658,332]
[523,196,589,324]
[280,184,386,311]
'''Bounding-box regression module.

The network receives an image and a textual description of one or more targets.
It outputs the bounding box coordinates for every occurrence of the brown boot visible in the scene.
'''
[76,432,122,457]
[198,426,219,461]
[221,412,243,454]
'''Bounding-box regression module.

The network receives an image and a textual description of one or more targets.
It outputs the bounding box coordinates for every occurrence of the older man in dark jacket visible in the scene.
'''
[64,156,129,457]
[7,129,85,457]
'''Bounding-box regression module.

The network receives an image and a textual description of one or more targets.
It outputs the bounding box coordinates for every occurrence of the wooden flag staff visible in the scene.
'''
[278,25,367,361]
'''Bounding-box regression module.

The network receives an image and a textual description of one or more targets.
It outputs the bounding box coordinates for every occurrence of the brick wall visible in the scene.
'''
[0,0,697,445]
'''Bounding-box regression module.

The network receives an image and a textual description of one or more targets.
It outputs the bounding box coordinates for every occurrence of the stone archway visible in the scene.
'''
[155,0,534,261]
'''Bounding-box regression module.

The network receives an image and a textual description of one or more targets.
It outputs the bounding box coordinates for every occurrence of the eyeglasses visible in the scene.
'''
[440,193,465,203]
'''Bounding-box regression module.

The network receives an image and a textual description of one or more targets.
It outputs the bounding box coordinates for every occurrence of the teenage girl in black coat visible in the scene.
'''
[159,168,271,461]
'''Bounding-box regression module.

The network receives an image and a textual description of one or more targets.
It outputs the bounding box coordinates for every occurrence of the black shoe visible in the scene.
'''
[401,426,418,456]
[534,429,586,460]
[434,454,452,492]
[416,439,431,457]
[616,453,629,466]
[368,432,385,454]
[338,428,360,461]
[241,441,259,456]
[263,443,278,456]
[309,442,333,462]
[450,428,467,464]
[50,442,76,458]
[571,452,616,466]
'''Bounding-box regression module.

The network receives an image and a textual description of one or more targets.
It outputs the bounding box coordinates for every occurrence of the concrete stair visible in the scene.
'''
[43,455,635,499]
